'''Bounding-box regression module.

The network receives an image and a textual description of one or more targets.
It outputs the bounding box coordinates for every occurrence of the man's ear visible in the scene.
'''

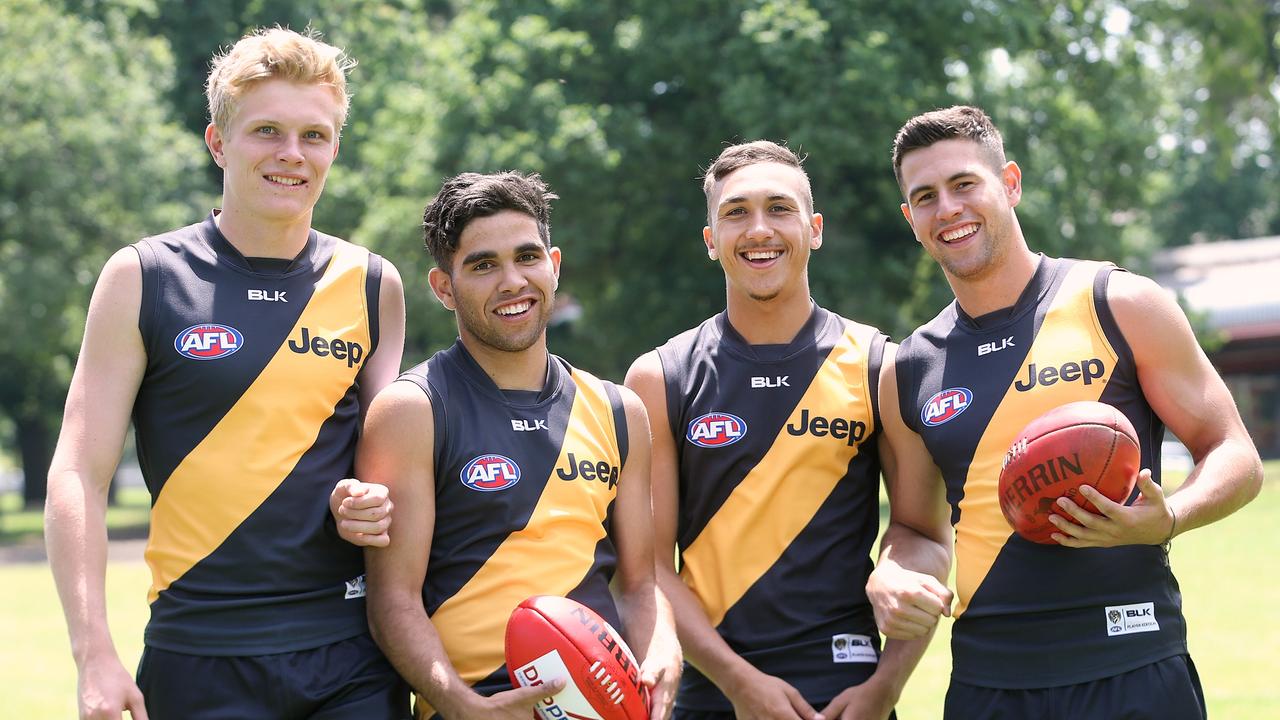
[204,123,226,169]
[1003,161,1023,208]
[427,267,456,311]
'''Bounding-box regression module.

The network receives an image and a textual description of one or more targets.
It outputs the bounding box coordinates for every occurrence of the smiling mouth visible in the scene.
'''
[495,299,533,317]
[940,223,979,244]
[265,175,305,187]
[742,249,783,265]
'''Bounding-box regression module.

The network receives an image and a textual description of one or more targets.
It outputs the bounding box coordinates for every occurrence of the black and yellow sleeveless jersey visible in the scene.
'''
[131,214,383,655]
[398,341,629,715]
[657,305,887,711]
[896,255,1186,689]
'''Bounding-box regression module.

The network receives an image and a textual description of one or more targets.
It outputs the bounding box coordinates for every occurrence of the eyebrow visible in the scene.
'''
[907,171,978,200]
[718,192,794,209]
[459,242,545,267]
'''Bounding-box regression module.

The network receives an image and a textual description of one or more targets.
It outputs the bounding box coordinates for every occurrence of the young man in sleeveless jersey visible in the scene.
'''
[625,141,954,720]
[361,171,682,720]
[45,27,408,719]
[877,105,1263,718]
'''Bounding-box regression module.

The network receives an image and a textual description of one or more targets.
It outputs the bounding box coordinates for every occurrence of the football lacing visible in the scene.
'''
[589,660,626,705]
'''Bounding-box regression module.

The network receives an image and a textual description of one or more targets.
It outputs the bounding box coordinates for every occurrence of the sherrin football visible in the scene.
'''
[998,401,1141,544]
[505,595,650,720]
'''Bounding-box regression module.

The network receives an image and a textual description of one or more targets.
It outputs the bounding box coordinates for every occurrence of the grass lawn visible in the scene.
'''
[2,466,1277,717]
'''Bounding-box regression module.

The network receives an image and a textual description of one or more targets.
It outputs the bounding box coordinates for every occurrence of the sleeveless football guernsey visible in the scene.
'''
[896,255,1186,688]
[132,214,382,654]
[657,306,887,710]
[399,342,630,715]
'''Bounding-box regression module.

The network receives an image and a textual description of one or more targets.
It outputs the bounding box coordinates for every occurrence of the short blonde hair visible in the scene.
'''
[205,27,354,131]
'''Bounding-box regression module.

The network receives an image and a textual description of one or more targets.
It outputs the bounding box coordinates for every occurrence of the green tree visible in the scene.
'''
[0,0,209,506]
[334,0,1187,375]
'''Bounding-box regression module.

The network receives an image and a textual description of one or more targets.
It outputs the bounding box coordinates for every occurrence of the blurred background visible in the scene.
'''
[1,0,1278,506]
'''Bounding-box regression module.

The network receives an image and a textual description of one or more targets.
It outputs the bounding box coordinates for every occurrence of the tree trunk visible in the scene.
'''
[18,412,53,509]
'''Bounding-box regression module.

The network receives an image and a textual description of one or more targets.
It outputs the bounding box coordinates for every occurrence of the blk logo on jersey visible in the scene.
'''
[922,388,972,427]
[977,336,1016,356]
[687,412,747,448]
[288,327,365,368]
[556,452,620,489]
[460,454,521,492]
[174,324,243,360]
[247,289,287,302]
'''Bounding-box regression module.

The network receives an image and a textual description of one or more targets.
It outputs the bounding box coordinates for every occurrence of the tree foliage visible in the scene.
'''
[0,0,209,503]
[4,0,1279,495]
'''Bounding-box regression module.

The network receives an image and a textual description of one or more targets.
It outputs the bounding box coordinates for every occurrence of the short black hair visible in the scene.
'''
[422,171,558,270]
[701,140,812,221]
[892,105,1007,191]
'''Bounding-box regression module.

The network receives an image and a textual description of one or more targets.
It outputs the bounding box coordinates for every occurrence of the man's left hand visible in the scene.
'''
[818,681,895,720]
[330,478,393,547]
[1050,470,1175,548]
[640,634,682,720]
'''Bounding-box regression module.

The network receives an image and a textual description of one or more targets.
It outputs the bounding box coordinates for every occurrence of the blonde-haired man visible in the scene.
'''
[46,27,409,719]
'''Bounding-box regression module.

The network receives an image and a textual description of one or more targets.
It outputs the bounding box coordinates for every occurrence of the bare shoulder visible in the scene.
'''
[615,383,652,431]
[624,349,664,387]
[367,378,433,425]
[1104,269,1193,347]
[1105,269,1174,315]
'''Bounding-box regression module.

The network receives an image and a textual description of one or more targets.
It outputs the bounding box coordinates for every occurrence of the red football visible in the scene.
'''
[505,595,650,720]
[998,401,1141,544]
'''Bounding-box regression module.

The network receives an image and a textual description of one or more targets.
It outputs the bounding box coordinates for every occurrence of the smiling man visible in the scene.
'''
[882,104,1263,719]
[625,141,952,720]
[361,171,682,720]
[45,28,408,719]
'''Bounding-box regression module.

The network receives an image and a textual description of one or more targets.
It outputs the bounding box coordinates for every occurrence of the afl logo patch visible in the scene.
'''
[687,412,747,448]
[461,454,521,492]
[174,324,243,360]
[922,387,972,427]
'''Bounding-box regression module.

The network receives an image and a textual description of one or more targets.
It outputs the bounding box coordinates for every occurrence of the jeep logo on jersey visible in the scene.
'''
[287,327,365,368]
[687,412,747,448]
[921,388,972,427]
[1014,358,1105,392]
[460,454,521,492]
[174,324,243,360]
[786,408,867,446]
[556,452,621,489]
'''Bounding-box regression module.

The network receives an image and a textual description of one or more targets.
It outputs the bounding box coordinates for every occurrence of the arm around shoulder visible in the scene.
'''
[1107,271,1263,536]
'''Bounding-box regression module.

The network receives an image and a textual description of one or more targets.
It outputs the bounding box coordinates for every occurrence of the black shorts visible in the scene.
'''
[944,654,1206,720]
[674,703,897,719]
[136,633,410,719]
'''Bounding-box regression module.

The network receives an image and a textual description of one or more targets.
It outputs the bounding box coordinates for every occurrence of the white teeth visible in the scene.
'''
[744,250,782,261]
[941,224,977,242]
[266,175,304,186]
[497,300,532,316]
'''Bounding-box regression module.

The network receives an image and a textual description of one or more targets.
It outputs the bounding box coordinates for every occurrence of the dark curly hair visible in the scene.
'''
[422,171,558,270]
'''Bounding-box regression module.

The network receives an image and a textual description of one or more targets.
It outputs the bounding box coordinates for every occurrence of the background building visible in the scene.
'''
[1153,236,1280,459]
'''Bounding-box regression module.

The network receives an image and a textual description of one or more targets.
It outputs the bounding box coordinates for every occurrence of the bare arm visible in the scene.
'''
[361,381,551,720]
[626,352,820,720]
[827,344,953,719]
[44,247,149,720]
[609,386,681,720]
[1052,272,1263,547]
[332,259,407,547]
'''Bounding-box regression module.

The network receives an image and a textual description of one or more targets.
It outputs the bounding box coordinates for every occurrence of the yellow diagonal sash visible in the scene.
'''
[416,369,620,716]
[680,324,878,627]
[954,262,1118,615]
[145,243,369,603]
